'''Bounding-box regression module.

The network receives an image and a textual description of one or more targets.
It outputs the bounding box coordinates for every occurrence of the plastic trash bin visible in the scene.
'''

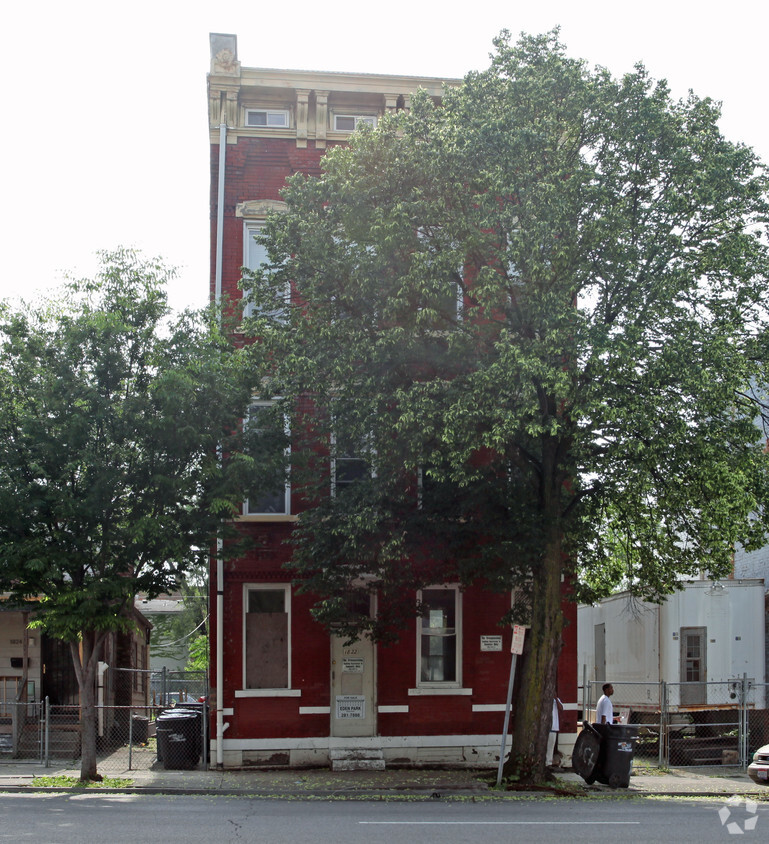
[157,710,200,770]
[171,706,204,763]
[572,721,639,788]
[174,701,208,764]
[131,715,149,745]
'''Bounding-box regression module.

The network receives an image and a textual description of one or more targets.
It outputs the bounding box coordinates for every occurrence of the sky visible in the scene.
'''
[3,0,767,314]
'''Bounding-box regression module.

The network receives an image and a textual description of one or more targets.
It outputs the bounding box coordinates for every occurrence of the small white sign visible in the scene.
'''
[336,695,366,719]
[480,635,503,652]
[342,658,364,673]
[511,625,526,655]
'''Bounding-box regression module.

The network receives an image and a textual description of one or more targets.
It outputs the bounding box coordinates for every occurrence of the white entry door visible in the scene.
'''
[330,634,376,737]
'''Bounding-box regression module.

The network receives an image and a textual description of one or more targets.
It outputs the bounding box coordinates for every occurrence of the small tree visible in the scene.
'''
[245,31,769,782]
[0,250,251,780]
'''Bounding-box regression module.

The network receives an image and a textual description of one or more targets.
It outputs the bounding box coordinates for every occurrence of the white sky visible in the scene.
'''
[3,0,767,313]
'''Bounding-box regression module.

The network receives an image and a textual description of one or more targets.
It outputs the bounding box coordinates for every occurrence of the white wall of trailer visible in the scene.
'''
[578,594,660,684]
[579,580,766,709]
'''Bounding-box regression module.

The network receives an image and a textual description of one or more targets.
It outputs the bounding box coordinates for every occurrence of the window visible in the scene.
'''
[244,585,290,690]
[246,108,289,128]
[243,222,267,319]
[334,114,377,131]
[331,431,371,495]
[242,223,289,321]
[243,402,290,516]
[418,586,460,685]
[433,278,462,320]
[414,229,463,324]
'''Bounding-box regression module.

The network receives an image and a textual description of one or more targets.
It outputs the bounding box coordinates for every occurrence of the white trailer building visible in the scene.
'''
[578,579,766,712]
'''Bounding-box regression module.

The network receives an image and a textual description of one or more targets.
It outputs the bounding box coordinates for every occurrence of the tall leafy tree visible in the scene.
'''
[244,31,769,781]
[0,250,252,780]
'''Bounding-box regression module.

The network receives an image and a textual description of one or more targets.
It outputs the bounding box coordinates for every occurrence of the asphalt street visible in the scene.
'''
[0,793,766,843]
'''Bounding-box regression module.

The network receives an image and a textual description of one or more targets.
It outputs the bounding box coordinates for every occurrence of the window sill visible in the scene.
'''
[236,514,298,523]
[235,689,302,698]
[407,687,473,696]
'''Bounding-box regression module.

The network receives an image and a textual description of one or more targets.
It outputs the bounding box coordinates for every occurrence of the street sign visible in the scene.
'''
[511,625,526,655]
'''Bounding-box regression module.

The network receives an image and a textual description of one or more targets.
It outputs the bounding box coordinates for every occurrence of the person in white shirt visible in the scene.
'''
[595,683,615,724]
[546,697,564,766]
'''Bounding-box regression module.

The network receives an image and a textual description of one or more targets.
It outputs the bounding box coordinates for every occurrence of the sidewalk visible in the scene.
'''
[0,762,767,798]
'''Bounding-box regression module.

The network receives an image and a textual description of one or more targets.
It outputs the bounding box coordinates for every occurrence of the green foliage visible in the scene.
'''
[246,30,769,618]
[185,633,209,671]
[243,30,769,775]
[30,775,133,788]
[144,567,208,665]
[0,249,252,641]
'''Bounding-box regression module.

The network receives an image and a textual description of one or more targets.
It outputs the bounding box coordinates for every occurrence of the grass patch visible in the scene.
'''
[31,775,134,789]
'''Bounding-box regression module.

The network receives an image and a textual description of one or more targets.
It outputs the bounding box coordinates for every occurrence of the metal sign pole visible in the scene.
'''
[496,653,517,787]
[496,625,526,788]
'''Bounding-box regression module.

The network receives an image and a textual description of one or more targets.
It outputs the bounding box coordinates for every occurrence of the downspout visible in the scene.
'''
[215,110,227,767]
[215,113,227,304]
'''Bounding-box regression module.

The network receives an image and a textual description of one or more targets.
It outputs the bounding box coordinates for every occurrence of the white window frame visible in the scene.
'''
[242,222,289,322]
[413,585,463,691]
[242,400,291,518]
[333,114,377,132]
[237,583,300,697]
[330,430,375,497]
[246,108,290,128]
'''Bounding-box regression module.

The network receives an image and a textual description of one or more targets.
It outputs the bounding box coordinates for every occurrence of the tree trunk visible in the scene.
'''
[503,520,565,783]
[69,631,107,782]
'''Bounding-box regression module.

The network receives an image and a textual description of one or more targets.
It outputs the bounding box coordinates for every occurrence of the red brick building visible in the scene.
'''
[207,33,577,769]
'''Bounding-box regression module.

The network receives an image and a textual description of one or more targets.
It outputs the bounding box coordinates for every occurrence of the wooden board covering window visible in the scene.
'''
[246,612,288,688]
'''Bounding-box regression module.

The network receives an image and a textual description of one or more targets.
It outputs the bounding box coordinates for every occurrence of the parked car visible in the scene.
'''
[747,745,769,784]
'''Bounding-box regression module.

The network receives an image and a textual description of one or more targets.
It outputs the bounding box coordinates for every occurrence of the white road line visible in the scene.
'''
[359,821,641,825]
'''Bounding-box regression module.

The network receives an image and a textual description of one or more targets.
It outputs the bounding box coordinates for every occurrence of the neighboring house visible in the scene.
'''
[578,579,766,712]
[135,594,189,673]
[0,600,151,756]
[0,601,150,710]
[207,34,578,770]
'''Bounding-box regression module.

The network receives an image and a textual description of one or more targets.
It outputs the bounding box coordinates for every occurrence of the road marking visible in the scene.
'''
[360,821,640,825]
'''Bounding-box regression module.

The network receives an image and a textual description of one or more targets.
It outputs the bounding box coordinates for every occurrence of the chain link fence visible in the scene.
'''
[0,700,45,762]
[1,669,209,772]
[580,675,769,768]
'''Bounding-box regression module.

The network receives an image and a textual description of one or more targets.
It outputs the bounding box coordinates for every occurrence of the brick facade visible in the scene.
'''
[207,33,577,768]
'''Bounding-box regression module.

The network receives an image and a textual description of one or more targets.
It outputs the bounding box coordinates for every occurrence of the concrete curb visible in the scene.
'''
[1,783,766,799]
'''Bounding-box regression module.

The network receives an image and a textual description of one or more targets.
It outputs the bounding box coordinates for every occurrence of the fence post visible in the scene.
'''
[741,673,749,768]
[44,697,50,768]
[128,708,133,771]
[659,681,667,768]
[203,693,209,771]
[162,666,167,707]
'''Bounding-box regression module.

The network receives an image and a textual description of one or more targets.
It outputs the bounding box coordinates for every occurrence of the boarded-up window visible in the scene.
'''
[246,589,289,689]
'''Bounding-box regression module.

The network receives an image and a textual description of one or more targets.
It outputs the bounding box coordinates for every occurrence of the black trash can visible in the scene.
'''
[131,715,149,745]
[573,721,639,788]
[174,701,208,764]
[155,712,172,763]
[157,710,200,770]
[171,706,204,764]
